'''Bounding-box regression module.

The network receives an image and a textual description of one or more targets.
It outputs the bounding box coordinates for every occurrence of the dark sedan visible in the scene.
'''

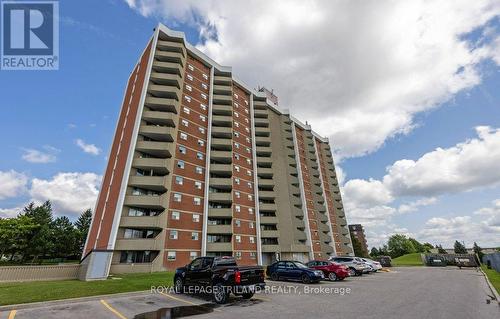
[267,260,324,284]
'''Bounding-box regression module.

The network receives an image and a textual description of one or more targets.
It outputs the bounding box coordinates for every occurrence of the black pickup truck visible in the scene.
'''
[173,256,265,304]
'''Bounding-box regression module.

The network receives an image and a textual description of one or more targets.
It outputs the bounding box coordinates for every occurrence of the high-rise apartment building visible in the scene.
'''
[348,224,368,256]
[83,24,353,275]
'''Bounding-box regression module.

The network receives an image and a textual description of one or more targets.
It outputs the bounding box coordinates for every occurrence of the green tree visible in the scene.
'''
[408,238,425,253]
[473,242,483,263]
[387,234,416,258]
[0,215,38,261]
[436,244,447,254]
[370,247,380,257]
[74,209,93,257]
[378,244,389,256]
[51,216,77,259]
[422,243,434,253]
[20,201,54,263]
[454,240,467,254]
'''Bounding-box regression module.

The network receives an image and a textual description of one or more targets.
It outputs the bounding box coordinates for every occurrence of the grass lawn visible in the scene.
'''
[481,265,500,295]
[392,253,424,266]
[0,272,174,306]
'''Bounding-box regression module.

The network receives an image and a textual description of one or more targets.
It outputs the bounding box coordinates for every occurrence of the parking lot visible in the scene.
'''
[1,267,498,319]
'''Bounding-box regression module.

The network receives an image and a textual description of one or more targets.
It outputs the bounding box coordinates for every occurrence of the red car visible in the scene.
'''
[306,260,350,281]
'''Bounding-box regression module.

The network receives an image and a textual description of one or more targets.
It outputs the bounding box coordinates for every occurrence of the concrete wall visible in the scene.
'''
[0,264,80,282]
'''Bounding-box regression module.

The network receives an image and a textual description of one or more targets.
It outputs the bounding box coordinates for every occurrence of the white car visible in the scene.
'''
[360,258,383,271]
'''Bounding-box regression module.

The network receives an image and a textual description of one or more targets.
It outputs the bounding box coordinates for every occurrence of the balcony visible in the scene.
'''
[319,223,330,232]
[255,136,271,145]
[261,230,279,238]
[128,175,168,192]
[148,84,181,100]
[142,111,176,127]
[115,238,162,251]
[253,100,267,109]
[136,141,174,158]
[293,219,305,229]
[213,75,232,85]
[254,109,268,118]
[210,163,232,174]
[154,50,184,66]
[139,125,174,142]
[254,118,269,127]
[323,245,334,254]
[294,230,307,241]
[150,72,182,88]
[213,94,232,105]
[211,126,232,138]
[257,178,275,187]
[206,242,232,252]
[209,177,232,188]
[257,167,273,178]
[152,60,183,75]
[293,208,304,217]
[260,216,278,224]
[124,194,168,209]
[208,208,233,218]
[208,192,232,203]
[144,96,178,113]
[212,104,232,116]
[257,156,272,166]
[212,115,232,127]
[213,85,232,95]
[157,40,186,57]
[210,150,232,162]
[132,157,171,175]
[261,245,280,253]
[256,146,272,156]
[259,203,277,212]
[120,215,163,228]
[207,224,232,234]
[211,138,232,150]
[258,190,275,199]
[255,126,270,136]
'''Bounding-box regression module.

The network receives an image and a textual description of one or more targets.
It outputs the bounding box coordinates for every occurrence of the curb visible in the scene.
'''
[478,267,500,306]
[0,290,152,311]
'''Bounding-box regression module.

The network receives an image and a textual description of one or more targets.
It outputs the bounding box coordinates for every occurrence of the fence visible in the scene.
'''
[423,254,478,267]
[0,264,81,282]
[483,253,500,272]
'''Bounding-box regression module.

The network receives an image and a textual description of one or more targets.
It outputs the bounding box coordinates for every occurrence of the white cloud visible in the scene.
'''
[30,172,102,217]
[21,146,59,163]
[76,139,101,155]
[0,206,24,218]
[0,170,28,200]
[125,0,500,158]
[398,197,437,214]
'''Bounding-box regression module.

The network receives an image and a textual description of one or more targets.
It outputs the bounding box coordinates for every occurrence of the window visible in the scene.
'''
[196,166,203,174]
[247,182,252,189]
[199,127,205,134]
[246,137,250,143]
[249,222,254,229]
[250,236,255,244]
[182,119,189,127]
[235,251,242,259]
[245,118,249,123]
[247,170,252,176]
[202,83,208,90]
[248,208,253,214]
[187,74,193,81]
[202,73,208,80]
[235,142,240,149]
[200,103,207,110]
[167,251,176,260]
[234,102,239,108]
[188,64,194,71]
[235,219,241,227]
[199,114,206,122]
[234,93,239,98]
[235,122,239,128]
[246,147,251,153]
[194,197,201,205]
[179,146,186,154]
[193,214,200,222]
[186,85,192,92]
[244,100,248,105]
[235,235,241,243]
[198,139,204,146]
[177,161,185,169]
[180,132,188,140]
[235,112,239,118]
[248,194,253,200]
[173,193,182,202]
[245,127,250,133]
[235,191,240,198]
[190,251,198,260]
[175,176,183,185]
[235,205,241,213]
[195,181,202,189]
[197,152,203,160]
[234,153,240,160]
[234,165,240,172]
[250,252,256,259]
[235,178,240,185]
[201,93,207,100]
[184,96,191,103]
[170,230,178,240]
[192,232,199,240]
[171,211,180,220]
[246,158,251,164]
[245,108,249,114]
[234,132,239,138]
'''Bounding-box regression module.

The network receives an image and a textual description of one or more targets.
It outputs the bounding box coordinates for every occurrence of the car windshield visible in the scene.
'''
[294,262,309,269]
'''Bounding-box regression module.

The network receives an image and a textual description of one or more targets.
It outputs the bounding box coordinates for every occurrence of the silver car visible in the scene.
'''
[329,256,368,276]
[361,258,383,271]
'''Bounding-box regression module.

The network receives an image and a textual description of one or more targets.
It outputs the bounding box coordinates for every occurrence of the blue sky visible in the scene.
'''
[1,0,499,249]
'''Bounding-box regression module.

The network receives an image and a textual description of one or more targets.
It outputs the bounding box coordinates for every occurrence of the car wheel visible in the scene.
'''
[301,274,311,284]
[348,268,356,276]
[242,292,254,299]
[328,272,337,281]
[271,273,279,281]
[213,283,229,304]
[174,277,184,294]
